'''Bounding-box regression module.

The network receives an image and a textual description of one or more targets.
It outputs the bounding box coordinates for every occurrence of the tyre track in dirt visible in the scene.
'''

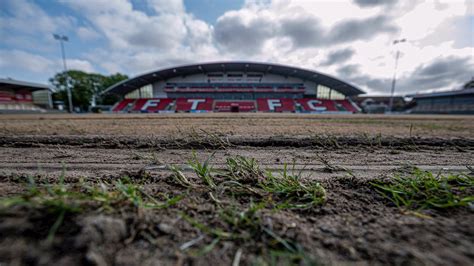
[0,143,472,181]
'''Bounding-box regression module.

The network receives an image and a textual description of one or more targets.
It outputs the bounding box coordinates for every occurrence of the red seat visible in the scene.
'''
[296,98,338,112]
[15,90,33,102]
[132,98,173,112]
[175,98,213,112]
[334,100,359,112]
[257,98,295,112]
[214,101,255,112]
[112,99,134,112]
[0,91,15,102]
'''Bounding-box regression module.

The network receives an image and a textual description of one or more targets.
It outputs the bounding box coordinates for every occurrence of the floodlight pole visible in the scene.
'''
[54,34,73,113]
[388,38,406,113]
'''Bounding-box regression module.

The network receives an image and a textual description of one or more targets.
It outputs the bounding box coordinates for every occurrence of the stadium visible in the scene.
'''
[105,61,363,113]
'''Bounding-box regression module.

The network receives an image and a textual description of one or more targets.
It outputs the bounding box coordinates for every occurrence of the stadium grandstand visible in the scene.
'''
[104,62,364,113]
[0,78,52,113]
[409,78,474,114]
[353,96,409,113]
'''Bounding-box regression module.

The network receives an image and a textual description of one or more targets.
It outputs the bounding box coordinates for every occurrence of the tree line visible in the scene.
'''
[50,70,128,112]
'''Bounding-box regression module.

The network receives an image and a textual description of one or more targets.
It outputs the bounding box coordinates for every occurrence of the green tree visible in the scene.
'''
[50,70,128,111]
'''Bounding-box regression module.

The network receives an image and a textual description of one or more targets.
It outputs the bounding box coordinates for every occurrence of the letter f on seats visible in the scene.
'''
[142,99,160,111]
[268,99,282,111]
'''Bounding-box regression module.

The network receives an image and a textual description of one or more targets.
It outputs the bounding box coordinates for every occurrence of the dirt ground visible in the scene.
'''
[1,113,473,138]
[0,113,473,265]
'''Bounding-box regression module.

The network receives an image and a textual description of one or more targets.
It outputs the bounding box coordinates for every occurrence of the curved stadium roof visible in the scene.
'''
[103,61,364,96]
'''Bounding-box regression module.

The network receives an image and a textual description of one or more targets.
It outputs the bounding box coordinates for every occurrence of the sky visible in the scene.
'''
[0,0,473,95]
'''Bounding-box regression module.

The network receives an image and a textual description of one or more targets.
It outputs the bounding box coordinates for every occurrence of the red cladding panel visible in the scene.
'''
[335,100,358,112]
[112,99,134,112]
[175,98,213,111]
[256,98,295,112]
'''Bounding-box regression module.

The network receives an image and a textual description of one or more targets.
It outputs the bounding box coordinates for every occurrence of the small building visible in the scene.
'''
[409,79,474,114]
[0,78,52,113]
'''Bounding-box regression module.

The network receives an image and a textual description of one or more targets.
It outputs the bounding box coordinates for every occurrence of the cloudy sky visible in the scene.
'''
[0,0,472,95]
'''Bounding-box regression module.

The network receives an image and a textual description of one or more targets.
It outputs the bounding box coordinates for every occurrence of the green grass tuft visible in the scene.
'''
[168,164,193,187]
[188,151,216,188]
[260,163,326,209]
[371,169,474,210]
[221,155,264,184]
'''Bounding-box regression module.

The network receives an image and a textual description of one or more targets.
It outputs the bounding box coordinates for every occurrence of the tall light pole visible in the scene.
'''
[53,34,73,113]
[388,38,406,113]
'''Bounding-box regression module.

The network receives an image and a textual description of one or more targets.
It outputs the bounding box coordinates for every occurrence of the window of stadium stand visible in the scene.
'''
[207,73,223,77]
[317,84,345,100]
[125,84,153,99]
[227,73,243,77]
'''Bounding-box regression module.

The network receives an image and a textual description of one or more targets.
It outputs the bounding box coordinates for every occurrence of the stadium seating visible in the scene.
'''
[132,98,173,112]
[175,98,213,112]
[296,98,358,113]
[334,100,359,113]
[296,98,337,112]
[112,99,135,112]
[163,83,306,94]
[14,91,33,102]
[0,91,14,102]
[257,98,295,112]
[214,101,256,112]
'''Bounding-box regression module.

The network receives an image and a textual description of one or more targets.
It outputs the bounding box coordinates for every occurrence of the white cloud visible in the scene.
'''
[0,49,95,82]
[1,0,472,94]
[77,27,100,41]
[62,0,218,75]
[0,49,54,73]
[0,0,75,54]
[67,59,96,73]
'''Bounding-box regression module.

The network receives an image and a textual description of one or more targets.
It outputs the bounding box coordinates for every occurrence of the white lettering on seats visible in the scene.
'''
[141,99,160,110]
[188,99,206,110]
[268,99,282,111]
[307,100,326,111]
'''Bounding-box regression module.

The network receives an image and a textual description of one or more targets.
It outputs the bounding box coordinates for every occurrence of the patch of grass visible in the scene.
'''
[219,201,266,236]
[188,151,216,188]
[0,175,183,243]
[1,176,183,211]
[168,164,193,188]
[221,155,264,184]
[263,245,319,266]
[116,177,183,209]
[260,163,326,209]
[182,201,314,263]
[371,169,474,210]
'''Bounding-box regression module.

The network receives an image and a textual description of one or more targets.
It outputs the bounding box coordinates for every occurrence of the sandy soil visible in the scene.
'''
[0,113,473,265]
[1,113,473,138]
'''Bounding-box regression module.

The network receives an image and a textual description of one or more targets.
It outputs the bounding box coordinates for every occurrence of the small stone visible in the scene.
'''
[157,223,173,234]
[76,215,126,247]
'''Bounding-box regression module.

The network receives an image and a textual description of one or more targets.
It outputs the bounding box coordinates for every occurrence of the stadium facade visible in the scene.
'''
[410,79,474,114]
[0,78,52,113]
[104,61,364,113]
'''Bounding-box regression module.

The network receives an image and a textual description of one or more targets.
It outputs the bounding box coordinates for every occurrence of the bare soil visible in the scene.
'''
[0,113,473,265]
